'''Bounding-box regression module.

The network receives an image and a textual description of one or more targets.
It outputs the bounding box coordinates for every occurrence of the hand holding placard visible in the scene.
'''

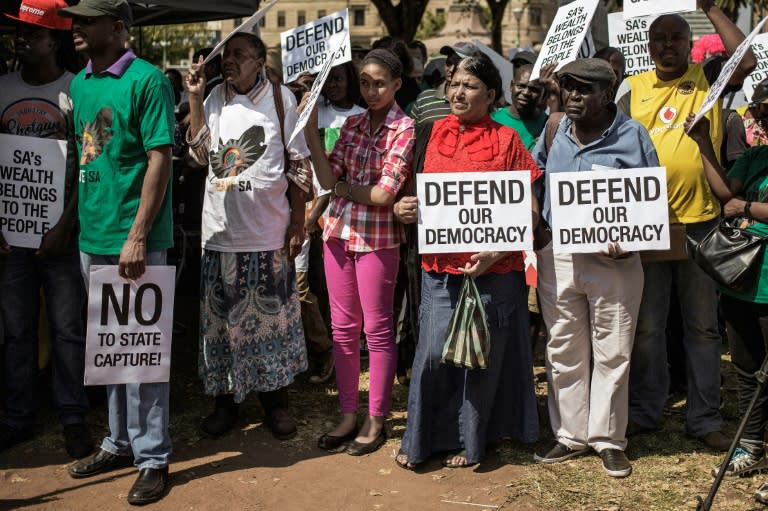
[530,0,600,81]
[85,265,175,386]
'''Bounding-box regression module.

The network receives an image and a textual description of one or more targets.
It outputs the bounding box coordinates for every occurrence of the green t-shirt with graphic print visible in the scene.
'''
[70,54,175,255]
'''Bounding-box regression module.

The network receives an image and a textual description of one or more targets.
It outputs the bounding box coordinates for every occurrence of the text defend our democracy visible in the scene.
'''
[417,171,534,255]
[549,167,670,254]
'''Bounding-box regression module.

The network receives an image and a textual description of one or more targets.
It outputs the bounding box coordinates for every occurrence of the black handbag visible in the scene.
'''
[691,217,766,293]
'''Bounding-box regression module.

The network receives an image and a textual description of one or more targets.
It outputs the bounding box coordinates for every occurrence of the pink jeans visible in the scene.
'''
[324,237,399,416]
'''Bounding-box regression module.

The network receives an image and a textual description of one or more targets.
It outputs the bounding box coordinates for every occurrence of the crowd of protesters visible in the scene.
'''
[3,0,768,506]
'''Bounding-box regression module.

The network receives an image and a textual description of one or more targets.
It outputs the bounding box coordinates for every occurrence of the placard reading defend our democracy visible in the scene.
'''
[0,133,66,249]
[84,265,175,386]
[281,9,351,84]
[549,167,670,254]
[417,172,533,254]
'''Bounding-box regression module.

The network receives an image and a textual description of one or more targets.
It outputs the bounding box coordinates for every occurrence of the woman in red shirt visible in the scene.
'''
[393,53,541,469]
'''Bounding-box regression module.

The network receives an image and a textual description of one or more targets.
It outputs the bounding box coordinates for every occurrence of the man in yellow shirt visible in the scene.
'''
[615,0,755,450]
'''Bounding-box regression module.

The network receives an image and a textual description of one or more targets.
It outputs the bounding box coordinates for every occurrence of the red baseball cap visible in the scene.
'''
[5,0,73,31]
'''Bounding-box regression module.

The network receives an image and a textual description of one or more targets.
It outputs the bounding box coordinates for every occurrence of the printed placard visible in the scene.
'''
[85,265,175,386]
[289,36,347,145]
[204,0,278,64]
[608,12,656,76]
[0,133,66,249]
[417,171,533,254]
[623,0,695,20]
[281,9,351,84]
[530,0,599,81]
[549,167,670,254]
[689,16,768,131]
[743,33,768,103]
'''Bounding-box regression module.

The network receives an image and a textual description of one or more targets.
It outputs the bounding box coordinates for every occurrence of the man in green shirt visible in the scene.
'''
[491,62,548,151]
[59,0,175,505]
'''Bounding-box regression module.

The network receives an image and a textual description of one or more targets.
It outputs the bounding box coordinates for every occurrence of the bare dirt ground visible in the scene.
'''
[0,297,764,511]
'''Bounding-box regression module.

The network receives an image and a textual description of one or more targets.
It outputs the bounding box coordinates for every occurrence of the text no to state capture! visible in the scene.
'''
[93,352,162,367]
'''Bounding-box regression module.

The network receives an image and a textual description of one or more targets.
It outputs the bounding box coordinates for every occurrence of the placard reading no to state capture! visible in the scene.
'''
[0,133,66,249]
[85,265,176,386]
[549,167,670,254]
[417,171,533,254]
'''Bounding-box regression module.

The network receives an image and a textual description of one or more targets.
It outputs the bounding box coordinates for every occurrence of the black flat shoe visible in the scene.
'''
[346,429,387,456]
[318,427,359,451]
[68,449,133,479]
[127,467,169,506]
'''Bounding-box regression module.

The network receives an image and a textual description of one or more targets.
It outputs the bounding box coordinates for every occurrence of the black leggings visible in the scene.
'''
[720,294,768,444]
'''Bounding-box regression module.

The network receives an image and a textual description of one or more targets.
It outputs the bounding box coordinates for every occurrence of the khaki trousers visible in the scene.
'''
[537,244,643,453]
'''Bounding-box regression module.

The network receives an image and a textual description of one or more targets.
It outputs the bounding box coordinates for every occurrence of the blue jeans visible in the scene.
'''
[80,251,171,469]
[0,248,88,429]
[630,219,723,436]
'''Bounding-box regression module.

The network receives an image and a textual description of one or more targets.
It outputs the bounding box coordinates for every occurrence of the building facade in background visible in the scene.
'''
[210,0,558,58]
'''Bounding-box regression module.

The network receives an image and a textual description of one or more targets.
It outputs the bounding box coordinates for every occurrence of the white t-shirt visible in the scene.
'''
[317,101,366,130]
[201,82,311,252]
[0,70,76,202]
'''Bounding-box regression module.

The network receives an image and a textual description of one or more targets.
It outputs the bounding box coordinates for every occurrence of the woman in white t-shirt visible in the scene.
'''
[317,61,366,152]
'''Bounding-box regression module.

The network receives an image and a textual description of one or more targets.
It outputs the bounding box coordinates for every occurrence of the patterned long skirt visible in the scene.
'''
[199,249,307,402]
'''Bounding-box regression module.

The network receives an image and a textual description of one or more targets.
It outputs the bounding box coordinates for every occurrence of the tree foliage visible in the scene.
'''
[130,23,214,68]
[484,0,512,53]
[371,0,431,41]
[716,0,768,20]
[416,10,447,40]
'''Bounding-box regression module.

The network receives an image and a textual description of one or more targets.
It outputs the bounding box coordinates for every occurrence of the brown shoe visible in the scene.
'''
[698,431,731,451]
[265,408,297,440]
[309,353,335,384]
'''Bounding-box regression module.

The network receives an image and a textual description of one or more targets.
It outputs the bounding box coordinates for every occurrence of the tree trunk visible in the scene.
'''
[371,0,431,41]
[486,0,511,53]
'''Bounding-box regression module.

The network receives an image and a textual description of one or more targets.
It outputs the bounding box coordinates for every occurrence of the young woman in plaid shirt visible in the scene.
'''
[303,48,415,455]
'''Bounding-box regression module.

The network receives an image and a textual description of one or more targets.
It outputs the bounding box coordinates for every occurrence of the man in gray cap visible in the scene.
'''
[532,58,659,478]
[58,0,175,505]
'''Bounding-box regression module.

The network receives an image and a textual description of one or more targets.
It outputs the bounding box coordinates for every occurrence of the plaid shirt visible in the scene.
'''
[323,103,415,252]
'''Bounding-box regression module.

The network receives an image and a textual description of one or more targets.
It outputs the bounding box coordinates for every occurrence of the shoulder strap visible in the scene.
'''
[544,112,565,154]
[271,80,288,155]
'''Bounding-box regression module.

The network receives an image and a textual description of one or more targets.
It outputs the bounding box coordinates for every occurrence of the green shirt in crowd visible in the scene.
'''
[70,51,175,255]
[491,107,547,151]
[722,145,768,304]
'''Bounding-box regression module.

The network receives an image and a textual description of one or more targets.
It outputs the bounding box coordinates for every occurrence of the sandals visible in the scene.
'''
[441,450,477,469]
[395,450,418,471]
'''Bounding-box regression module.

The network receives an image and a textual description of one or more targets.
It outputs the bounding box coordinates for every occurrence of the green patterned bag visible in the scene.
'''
[441,275,491,370]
